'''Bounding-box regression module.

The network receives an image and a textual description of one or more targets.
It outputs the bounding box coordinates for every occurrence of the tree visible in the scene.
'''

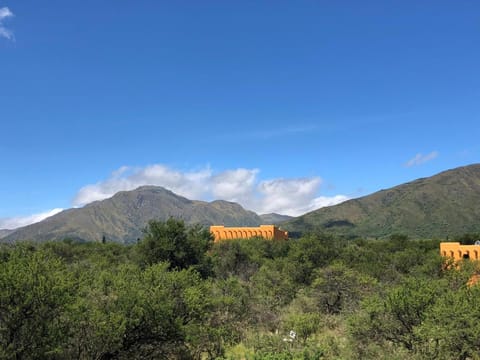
[210,239,265,281]
[415,285,480,360]
[0,246,74,359]
[65,262,213,359]
[250,259,298,331]
[282,312,321,345]
[285,233,343,285]
[204,276,251,349]
[310,262,376,314]
[349,277,441,352]
[137,218,213,274]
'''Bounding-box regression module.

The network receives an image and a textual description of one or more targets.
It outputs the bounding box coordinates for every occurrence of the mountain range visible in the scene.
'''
[3,186,290,244]
[284,164,480,239]
[0,229,14,239]
[3,164,480,243]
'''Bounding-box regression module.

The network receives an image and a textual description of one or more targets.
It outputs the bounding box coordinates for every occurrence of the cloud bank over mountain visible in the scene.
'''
[1,165,348,230]
[0,208,63,230]
[73,164,348,217]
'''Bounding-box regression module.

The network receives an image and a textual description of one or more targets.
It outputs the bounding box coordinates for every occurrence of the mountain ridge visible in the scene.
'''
[6,164,480,243]
[4,186,266,243]
[283,164,480,239]
[0,229,14,239]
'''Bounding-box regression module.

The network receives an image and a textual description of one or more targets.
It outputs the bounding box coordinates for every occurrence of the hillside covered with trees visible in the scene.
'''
[1,219,480,359]
[285,164,480,239]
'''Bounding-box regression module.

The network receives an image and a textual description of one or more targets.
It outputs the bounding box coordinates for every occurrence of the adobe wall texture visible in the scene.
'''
[210,225,288,242]
[440,242,480,261]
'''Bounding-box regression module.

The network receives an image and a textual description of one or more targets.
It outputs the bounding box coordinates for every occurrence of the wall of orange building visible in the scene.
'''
[210,225,288,242]
[440,242,480,287]
[440,242,480,261]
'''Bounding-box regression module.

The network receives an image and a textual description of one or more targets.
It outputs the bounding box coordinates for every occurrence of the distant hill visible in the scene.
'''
[259,213,293,225]
[0,229,14,239]
[4,186,263,244]
[284,164,480,239]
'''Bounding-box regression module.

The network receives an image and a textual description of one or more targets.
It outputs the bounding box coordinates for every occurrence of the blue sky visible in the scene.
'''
[1,1,479,228]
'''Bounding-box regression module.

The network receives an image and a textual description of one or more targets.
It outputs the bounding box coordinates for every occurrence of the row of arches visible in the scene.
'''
[213,230,274,240]
[442,250,479,260]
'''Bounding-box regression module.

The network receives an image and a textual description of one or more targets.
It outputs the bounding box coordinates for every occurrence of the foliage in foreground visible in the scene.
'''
[1,220,479,359]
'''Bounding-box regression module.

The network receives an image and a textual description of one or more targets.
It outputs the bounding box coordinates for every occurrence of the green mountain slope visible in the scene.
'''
[0,229,14,239]
[259,213,293,225]
[284,164,480,239]
[4,186,262,243]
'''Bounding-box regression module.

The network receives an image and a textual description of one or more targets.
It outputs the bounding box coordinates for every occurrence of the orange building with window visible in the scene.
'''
[440,242,480,286]
[440,242,480,261]
[210,225,288,242]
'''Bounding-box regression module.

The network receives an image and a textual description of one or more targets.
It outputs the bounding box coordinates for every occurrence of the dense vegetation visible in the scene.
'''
[1,219,479,359]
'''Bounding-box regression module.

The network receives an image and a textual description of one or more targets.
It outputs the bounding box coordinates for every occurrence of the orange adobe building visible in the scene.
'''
[440,242,480,286]
[440,242,480,261]
[210,225,288,242]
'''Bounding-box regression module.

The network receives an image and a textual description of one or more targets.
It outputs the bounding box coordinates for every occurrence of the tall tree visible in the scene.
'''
[137,218,213,274]
[0,246,74,359]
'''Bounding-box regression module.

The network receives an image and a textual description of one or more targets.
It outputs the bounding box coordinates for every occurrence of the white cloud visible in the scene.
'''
[0,7,14,40]
[73,164,348,216]
[0,208,63,230]
[405,151,439,167]
[256,179,349,216]
[257,177,320,215]
[211,168,258,203]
